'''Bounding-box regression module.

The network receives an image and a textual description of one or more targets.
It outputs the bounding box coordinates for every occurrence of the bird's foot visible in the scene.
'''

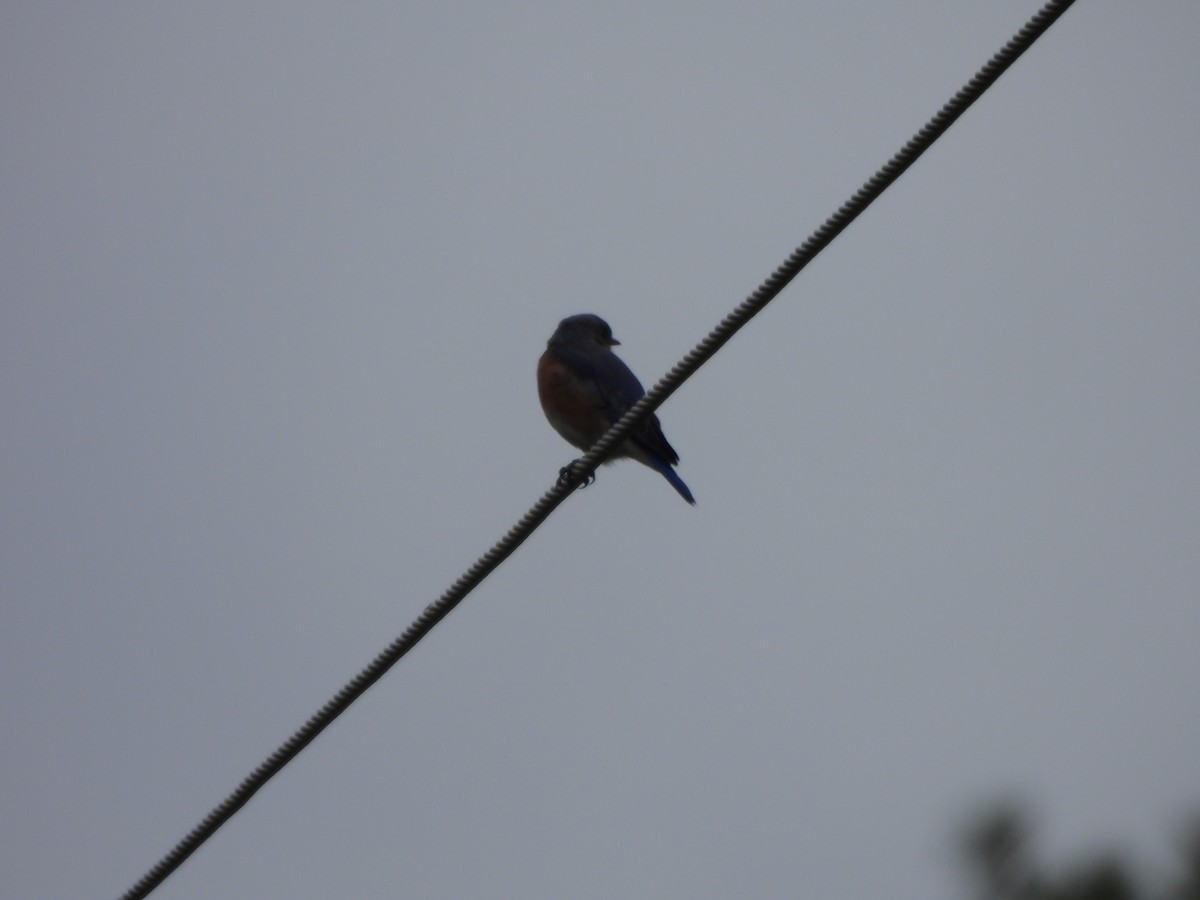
[557,460,596,491]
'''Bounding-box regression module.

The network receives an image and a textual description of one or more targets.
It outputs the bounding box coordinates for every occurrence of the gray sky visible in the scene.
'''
[4,3,1198,898]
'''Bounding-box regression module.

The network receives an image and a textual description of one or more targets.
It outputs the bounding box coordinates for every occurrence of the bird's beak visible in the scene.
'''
[609,337,621,346]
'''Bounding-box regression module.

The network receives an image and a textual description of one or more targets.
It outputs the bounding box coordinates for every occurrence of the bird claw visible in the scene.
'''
[557,460,596,491]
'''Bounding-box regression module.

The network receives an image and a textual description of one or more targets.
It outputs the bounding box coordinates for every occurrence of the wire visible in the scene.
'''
[573,0,1077,479]
[118,2,1076,897]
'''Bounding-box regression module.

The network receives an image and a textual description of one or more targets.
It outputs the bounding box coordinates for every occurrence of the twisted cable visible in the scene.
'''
[119,2,1075,896]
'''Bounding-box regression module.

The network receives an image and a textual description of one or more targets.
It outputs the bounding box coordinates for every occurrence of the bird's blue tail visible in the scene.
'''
[658,464,695,505]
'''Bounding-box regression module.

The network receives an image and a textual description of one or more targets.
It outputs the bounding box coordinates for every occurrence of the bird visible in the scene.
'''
[537,314,695,505]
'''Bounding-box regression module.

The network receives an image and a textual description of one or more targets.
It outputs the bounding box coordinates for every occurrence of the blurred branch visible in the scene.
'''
[959,802,1200,900]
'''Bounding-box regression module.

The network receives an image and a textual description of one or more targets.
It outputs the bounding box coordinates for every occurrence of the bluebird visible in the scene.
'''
[537,314,695,505]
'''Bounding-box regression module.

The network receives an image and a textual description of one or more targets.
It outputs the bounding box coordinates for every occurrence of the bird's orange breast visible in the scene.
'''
[537,352,609,450]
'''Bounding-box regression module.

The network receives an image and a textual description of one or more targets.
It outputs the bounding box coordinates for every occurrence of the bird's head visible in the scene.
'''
[549,313,620,349]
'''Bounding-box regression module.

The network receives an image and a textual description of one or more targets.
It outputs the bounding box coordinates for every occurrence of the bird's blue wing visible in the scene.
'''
[553,345,646,422]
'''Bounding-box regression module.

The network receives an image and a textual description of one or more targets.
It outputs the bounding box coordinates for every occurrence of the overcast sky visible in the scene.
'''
[4,3,1199,898]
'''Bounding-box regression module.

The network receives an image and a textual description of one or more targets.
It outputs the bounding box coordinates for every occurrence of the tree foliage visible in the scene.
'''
[960,804,1200,900]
